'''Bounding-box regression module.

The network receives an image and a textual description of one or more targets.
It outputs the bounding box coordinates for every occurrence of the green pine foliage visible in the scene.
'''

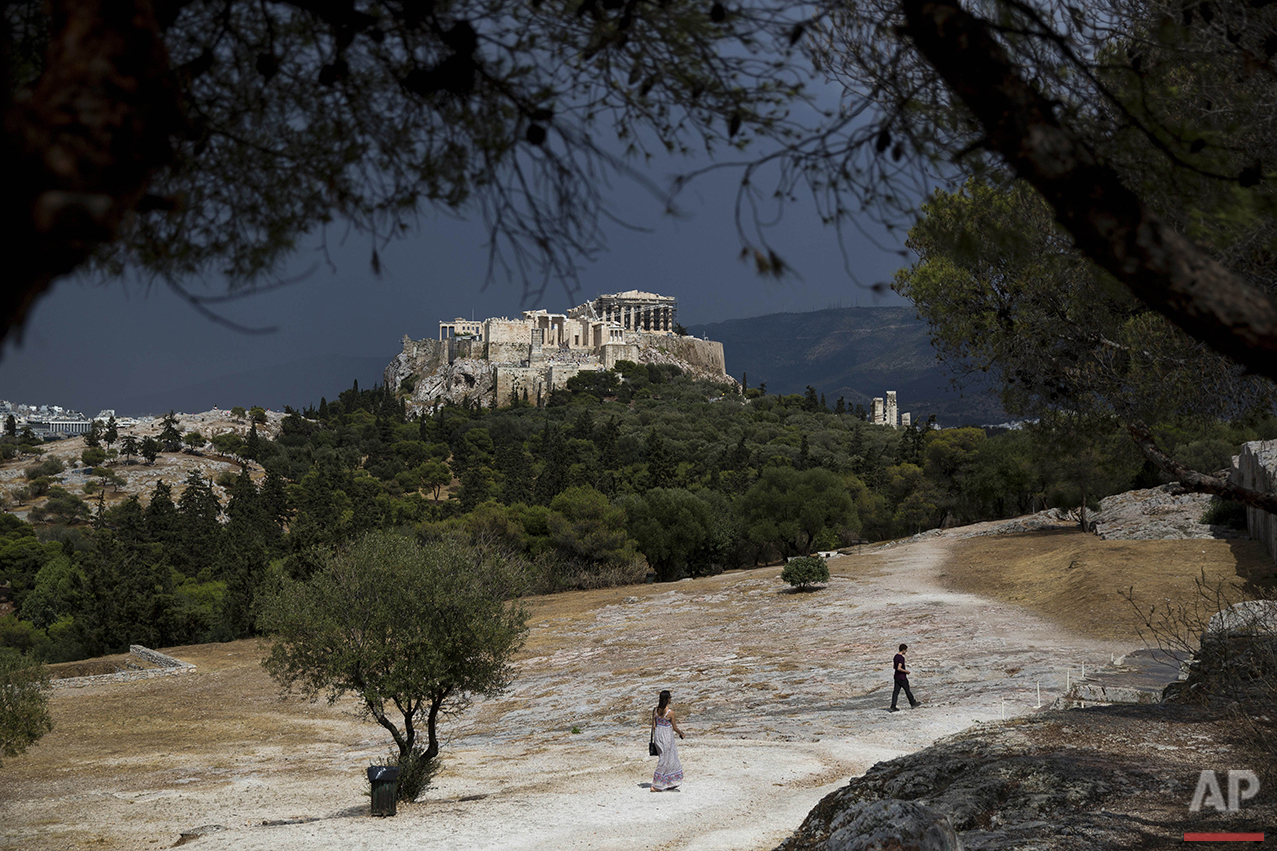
[782,555,831,590]
[2,374,1273,665]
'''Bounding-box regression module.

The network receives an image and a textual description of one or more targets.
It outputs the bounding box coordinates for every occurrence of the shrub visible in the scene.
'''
[24,457,64,480]
[782,556,830,590]
[386,746,441,802]
[1202,497,1248,532]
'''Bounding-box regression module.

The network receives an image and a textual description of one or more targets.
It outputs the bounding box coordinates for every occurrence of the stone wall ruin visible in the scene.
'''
[1231,440,1277,563]
[387,291,727,413]
[51,645,195,689]
[870,391,910,428]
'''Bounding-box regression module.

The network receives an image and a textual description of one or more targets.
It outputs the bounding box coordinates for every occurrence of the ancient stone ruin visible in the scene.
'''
[1231,439,1277,563]
[386,291,729,413]
[870,390,910,428]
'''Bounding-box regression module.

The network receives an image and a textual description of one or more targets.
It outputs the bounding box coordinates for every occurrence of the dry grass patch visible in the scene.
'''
[940,529,1275,642]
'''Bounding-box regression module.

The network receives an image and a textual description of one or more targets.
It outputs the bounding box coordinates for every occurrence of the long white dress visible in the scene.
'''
[651,710,683,790]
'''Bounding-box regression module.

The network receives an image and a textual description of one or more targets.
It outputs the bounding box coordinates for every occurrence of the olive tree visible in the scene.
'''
[258,530,528,791]
[0,648,53,767]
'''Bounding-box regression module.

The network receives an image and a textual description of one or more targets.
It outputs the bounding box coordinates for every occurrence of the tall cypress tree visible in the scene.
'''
[644,429,676,490]
[533,424,568,505]
[177,471,222,578]
[144,481,180,546]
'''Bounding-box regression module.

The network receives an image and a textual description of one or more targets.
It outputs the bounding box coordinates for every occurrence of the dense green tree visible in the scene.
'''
[419,460,453,502]
[0,648,52,766]
[18,553,82,633]
[158,412,182,452]
[140,436,160,465]
[782,555,830,590]
[643,429,676,490]
[244,422,262,462]
[618,488,713,581]
[211,431,245,460]
[103,416,118,451]
[119,434,140,464]
[3,415,15,439]
[456,464,498,512]
[74,512,178,655]
[143,481,180,545]
[177,472,222,576]
[495,444,533,506]
[739,467,857,558]
[259,532,528,775]
[221,470,270,638]
[80,447,107,469]
[0,521,60,612]
[533,425,569,506]
[548,487,639,573]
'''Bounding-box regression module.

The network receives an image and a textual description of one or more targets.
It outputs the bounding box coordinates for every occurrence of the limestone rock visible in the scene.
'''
[826,800,961,851]
[1088,485,1225,541]
[775,726,1136,851]
[1207,600,1277,636]
[408,357,496,411]
[383,335,448,396]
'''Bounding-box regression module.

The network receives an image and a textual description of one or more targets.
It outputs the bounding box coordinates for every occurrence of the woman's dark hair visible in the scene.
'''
[657,690,672,711]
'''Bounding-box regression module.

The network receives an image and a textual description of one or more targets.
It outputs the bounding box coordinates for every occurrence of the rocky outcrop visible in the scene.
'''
[776,702,1270,851]
[1088,485,1230,540]
[634,335,731,385]
[1170,600,1277,707]
[384,330,736,415]
[824,800,961,851]
[384,336,448,396]
[406,357,495,411]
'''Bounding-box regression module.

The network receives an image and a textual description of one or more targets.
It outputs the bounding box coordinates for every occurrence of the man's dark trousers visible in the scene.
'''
[891,678,916,709]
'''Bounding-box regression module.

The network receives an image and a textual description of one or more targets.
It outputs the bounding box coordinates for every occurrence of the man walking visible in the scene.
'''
[890,643,919,711]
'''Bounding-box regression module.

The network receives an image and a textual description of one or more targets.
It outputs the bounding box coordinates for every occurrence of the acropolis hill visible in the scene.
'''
[384,290,731,412]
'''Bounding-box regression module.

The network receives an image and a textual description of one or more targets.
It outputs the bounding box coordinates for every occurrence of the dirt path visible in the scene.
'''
[0,529,1233,851]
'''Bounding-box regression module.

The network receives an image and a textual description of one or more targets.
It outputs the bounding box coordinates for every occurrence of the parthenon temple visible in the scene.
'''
[397,290,721,411]
[583,290,677,333]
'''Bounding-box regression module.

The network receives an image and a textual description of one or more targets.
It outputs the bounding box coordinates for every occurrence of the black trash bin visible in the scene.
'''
[367,765,401,816]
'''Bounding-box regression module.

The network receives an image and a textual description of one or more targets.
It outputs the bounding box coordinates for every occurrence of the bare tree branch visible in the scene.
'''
[900,0,1277,382]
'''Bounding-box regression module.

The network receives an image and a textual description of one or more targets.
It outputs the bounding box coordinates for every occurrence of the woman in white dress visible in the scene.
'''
[650,689,686,791]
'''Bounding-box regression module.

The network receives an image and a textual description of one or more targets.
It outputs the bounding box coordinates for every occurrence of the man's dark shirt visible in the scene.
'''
[893,653,908,683]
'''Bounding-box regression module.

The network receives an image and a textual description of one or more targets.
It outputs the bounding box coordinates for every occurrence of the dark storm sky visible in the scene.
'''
[0,160,912,417]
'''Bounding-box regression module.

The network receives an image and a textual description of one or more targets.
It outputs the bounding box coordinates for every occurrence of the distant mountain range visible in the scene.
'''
[687,306,1006,427]
[114,353,391,416]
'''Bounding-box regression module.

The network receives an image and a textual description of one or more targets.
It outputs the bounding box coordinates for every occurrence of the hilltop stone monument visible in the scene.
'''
[388,291,725,413]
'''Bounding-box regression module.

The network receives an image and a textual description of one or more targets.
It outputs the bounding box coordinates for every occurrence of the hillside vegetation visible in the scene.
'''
[1,368,1274,666]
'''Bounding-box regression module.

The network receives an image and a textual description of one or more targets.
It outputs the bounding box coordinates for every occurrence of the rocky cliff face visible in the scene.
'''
[634,334,728,383]
[404,357,496,411]
[383,332,736,415]
[776,701,1272,851]
[383,336,447,395]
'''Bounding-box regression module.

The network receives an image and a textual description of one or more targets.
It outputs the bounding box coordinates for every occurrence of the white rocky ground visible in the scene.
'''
[15,524,1135,851]
[0,409,282,516]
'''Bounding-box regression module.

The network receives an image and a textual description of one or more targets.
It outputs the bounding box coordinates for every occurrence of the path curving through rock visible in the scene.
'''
[185,531,1132,851]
